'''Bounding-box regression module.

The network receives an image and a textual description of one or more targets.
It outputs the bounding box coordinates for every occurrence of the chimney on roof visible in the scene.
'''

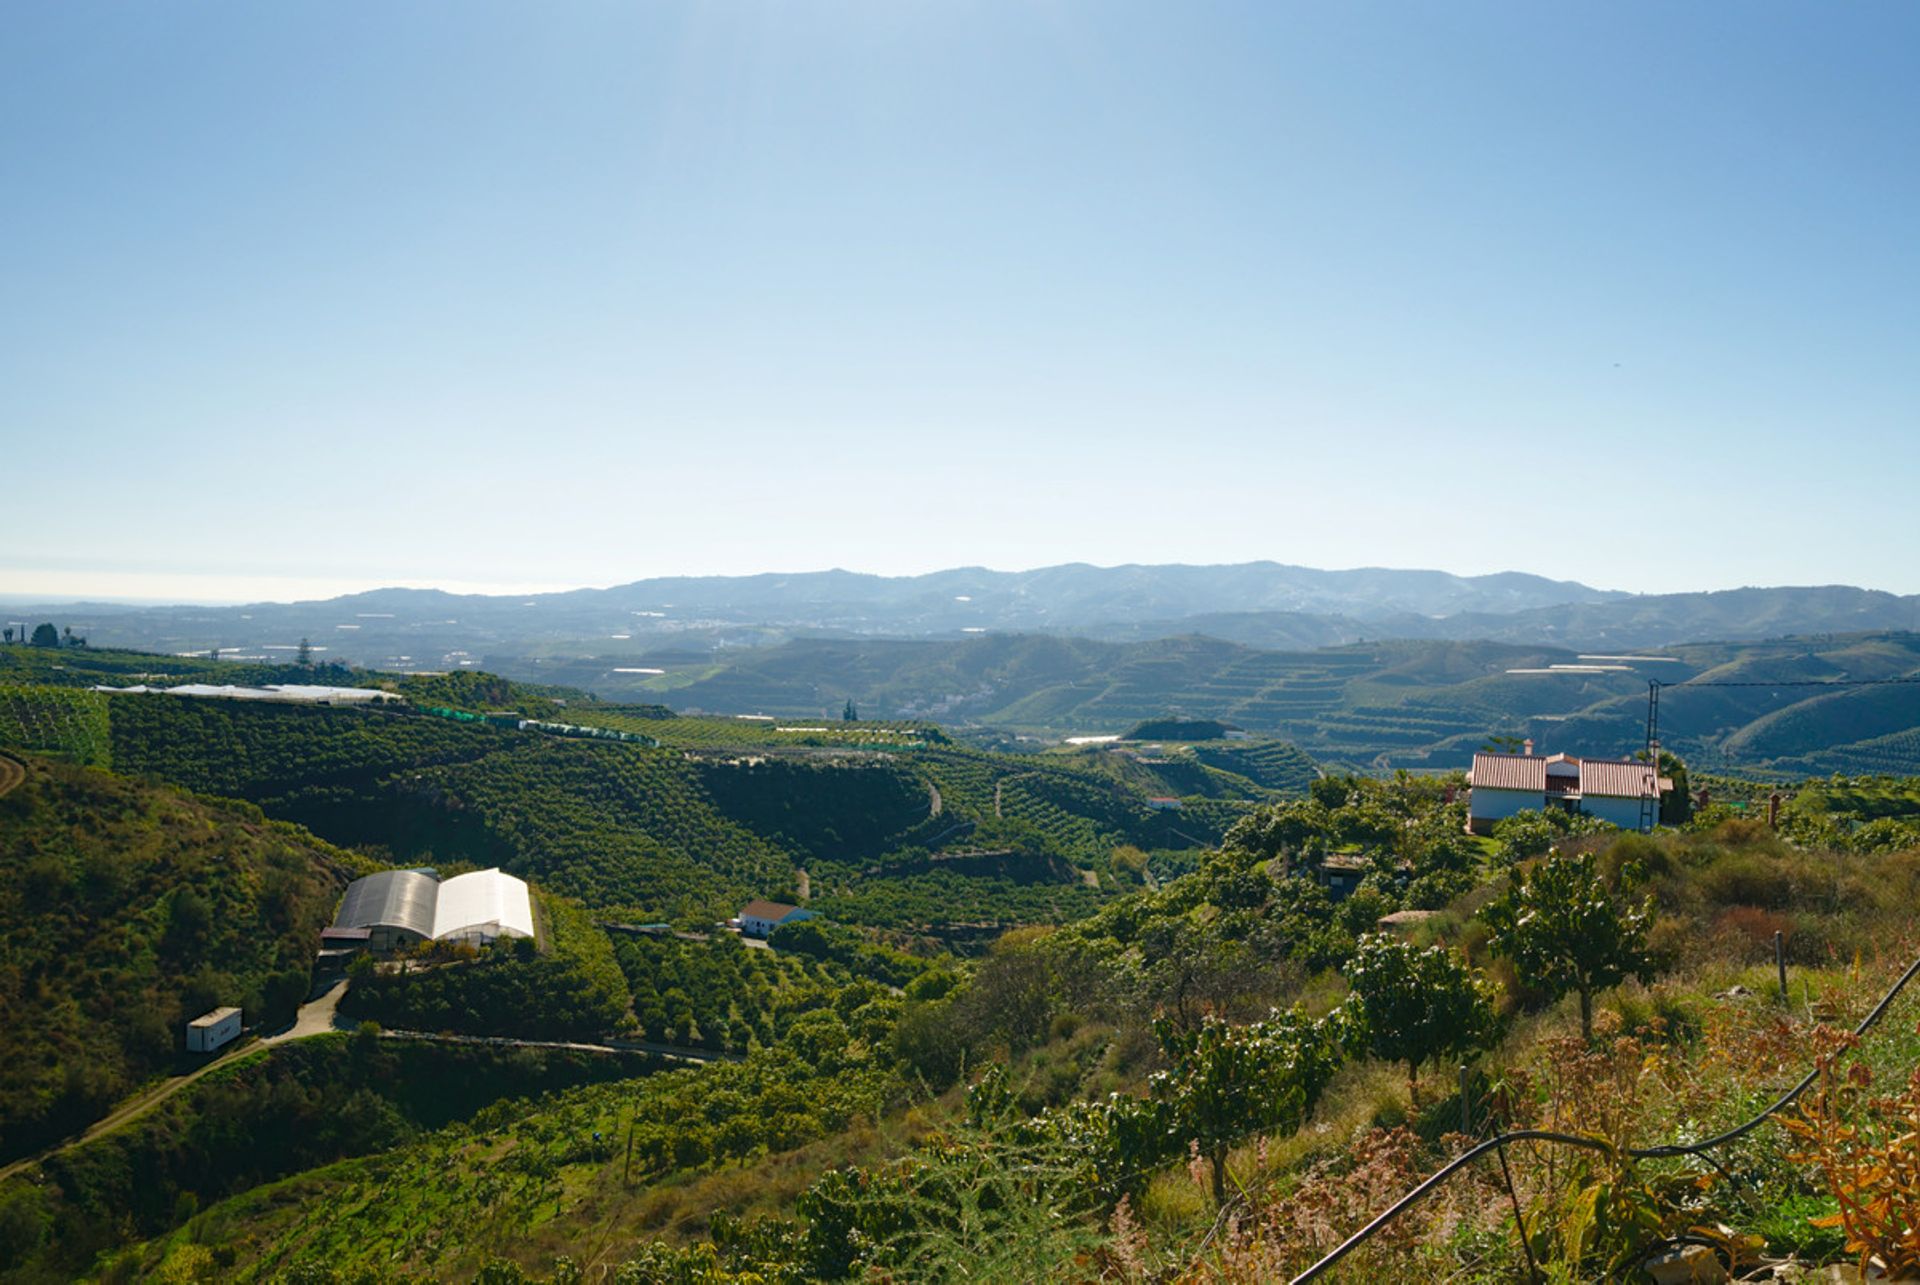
[1522,738,1534,756]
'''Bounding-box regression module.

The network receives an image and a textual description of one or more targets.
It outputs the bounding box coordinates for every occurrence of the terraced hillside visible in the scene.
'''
[0,651,1316,932]
[0,686,112,766]
[619,631,1920,775]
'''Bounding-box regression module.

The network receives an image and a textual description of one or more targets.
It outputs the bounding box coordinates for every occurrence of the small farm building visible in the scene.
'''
[737,900,814,938]
[1319,852,1371,901]
[187,1007,242,1054]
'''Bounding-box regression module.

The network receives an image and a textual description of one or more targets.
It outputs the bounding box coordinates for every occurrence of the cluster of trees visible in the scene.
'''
[2,623,82,648]
[647,894,1593,1281]
[396,670,585,719]
[720,831,1659,1279]
[0,685,112,767]
[571,705,947,749]
[341,901,628,1041]
[1765,776,1920,854]
[1222,772,1484,909]
[692,758,933,862]
[0,1034,656,1278]
[612,932,853,1053]
[765,918,930,989]
[108,694,508,801]
[809,864,1106,932]
[389,740,797,916]
[885,774,1660,1101]
[92,673,1265,933]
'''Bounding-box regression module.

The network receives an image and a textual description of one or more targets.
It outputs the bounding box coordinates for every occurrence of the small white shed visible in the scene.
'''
[187,1006,242,1054]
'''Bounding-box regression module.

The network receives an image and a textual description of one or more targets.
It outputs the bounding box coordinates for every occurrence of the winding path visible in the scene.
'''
[0,985,734,1186]
[0,977,354,1183]
[0,1038,257,1184]
[0,754,24,800]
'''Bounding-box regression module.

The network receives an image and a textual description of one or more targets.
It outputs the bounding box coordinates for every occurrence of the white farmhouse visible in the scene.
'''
[1467,746,1667,834]
[737,900,814,939]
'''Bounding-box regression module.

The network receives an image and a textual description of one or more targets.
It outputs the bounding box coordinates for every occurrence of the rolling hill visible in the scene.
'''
[0,756,355,1164]
[0,649,1315,935]
[589,630,1920,776]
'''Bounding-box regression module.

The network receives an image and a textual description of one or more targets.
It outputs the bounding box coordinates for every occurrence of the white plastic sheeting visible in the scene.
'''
[431,869,535,944]
[333,867,535,947]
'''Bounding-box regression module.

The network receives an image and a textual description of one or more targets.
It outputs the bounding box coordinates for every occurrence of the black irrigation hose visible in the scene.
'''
[1636,947,1920,1160]
[1289,1130,1613,1284]
[1289,947,1920,1284]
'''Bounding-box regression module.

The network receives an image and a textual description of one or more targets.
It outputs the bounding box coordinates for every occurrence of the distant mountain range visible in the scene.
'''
[9,563,1916,674]
[1088,585,1920,651]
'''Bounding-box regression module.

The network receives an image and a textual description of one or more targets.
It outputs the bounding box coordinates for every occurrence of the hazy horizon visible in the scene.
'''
[1,557,1915,613]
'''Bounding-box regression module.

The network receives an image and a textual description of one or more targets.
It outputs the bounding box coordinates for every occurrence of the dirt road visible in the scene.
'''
[0,1039,257,1184]
[266,978,350,1043]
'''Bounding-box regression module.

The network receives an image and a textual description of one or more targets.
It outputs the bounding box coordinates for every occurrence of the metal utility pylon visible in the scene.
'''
[1639,680,1661,833]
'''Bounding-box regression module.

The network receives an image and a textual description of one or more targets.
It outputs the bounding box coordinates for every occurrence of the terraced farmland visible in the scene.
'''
[0,685,112,766]
[566,705,944,751]
[1187,739,1321,794]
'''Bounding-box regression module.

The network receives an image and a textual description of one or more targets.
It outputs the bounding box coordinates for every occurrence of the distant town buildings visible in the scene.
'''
[1466,744,1669,834]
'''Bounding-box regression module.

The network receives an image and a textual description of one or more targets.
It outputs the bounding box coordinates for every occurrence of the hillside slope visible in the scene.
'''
[0,757,354,1163]
[0,654,1309,932]
[609,631,1920,775]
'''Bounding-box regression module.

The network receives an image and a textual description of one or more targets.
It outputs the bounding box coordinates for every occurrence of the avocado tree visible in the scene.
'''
[1490,809,1563,864]
[1482,848,1655,1040]
[1150,1008,1342,1205]
[1341,932,1499,1105]
[1223,799,1334,874]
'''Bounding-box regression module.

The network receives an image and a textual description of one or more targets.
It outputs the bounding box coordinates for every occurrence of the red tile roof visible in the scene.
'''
[739,900,801,922]
[1469,753,1547,791]
[1578,759,1662,799]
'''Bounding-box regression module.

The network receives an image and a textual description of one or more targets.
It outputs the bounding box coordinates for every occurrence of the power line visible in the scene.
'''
[1665,675,1920,689]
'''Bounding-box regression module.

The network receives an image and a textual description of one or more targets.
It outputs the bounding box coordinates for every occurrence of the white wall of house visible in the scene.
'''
[1580,795,1648,830]
[743,908,814,938]
[1469,787,1545,827]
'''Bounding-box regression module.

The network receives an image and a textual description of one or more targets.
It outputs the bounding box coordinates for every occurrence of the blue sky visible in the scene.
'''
[3,2,1917,603]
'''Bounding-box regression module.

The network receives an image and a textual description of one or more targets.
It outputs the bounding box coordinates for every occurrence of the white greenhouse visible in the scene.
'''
[330,867,535,950]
